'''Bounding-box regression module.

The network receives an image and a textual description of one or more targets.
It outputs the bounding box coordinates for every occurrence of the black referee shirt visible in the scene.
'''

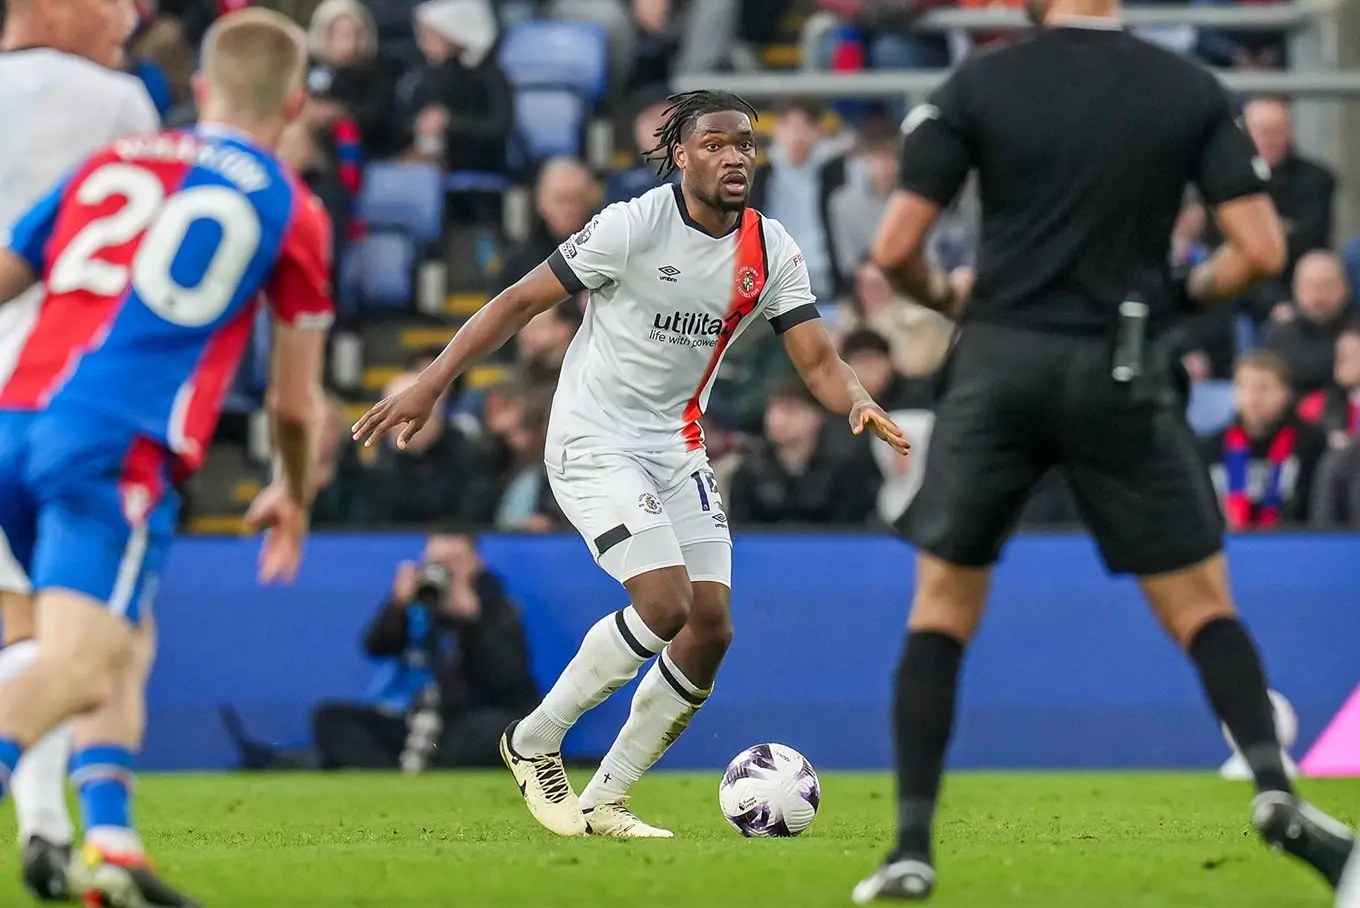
[900,20,1269,335]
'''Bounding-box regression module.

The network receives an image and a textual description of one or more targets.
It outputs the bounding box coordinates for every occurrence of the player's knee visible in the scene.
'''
[688,609,734,655]
[55,654,120,713]
[627,568,694,641]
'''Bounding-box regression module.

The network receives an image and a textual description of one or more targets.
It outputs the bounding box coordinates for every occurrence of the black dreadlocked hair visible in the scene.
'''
[642,90,759,180]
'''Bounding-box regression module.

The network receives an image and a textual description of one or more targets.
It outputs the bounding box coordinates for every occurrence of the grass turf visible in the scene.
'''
[0,771,1356,907]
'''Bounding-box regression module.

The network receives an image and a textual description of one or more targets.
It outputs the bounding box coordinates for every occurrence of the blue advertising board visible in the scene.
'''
[141,532,1360,772]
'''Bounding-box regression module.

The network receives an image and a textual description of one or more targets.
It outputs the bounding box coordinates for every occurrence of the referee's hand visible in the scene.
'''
[850,402,911,457]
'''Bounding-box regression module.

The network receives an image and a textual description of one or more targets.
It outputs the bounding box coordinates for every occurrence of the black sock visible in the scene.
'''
[893,630,965,862]
[1188,617,1293,796]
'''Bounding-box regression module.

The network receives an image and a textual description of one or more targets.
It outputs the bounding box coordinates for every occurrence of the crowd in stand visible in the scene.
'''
[2,0,1357,530]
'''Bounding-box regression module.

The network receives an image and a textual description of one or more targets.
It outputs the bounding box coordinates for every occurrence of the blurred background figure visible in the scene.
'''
[728,380,882,526]
[1305,321,1360,527]
[401,0,511,179]
[312,534,540,769]
[1261,249,1355,393]
[1202,351,1327,530]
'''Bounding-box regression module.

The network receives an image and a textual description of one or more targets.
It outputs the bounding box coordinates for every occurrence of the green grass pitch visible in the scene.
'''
[0,771,1356,906]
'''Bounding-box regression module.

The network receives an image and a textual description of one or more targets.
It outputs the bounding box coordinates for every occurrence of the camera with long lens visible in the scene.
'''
[399,561,453,773]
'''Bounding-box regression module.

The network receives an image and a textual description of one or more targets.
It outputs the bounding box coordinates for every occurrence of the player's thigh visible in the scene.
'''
[1064,401,1223,577]
[27,430,178,627]
[895,328,1053,568]
[546,450,687,584]
[660,457,733,588]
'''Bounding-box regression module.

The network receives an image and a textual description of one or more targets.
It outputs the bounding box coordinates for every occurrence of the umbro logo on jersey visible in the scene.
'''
[658,265,680,283]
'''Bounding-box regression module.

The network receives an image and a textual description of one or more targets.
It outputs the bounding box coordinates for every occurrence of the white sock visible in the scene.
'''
[579,647,710,810]
[0,640,74,846]
[513,607,667,756]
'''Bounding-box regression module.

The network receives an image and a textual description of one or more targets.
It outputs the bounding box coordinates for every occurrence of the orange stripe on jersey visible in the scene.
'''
[681,209,768,451]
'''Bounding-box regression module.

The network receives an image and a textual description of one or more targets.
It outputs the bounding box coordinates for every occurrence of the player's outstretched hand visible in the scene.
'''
[351,379,441,450]
[244,483,309,585]
[850,401,911,456]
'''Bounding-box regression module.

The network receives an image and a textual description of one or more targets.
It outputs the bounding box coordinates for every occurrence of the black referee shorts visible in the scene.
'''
[897,322,1223,576]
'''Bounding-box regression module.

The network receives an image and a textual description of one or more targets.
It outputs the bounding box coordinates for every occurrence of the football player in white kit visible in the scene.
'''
[355,89,910,839]
[0,0,159,896]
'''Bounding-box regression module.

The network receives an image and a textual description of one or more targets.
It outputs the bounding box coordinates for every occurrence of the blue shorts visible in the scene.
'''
[0,408,179,624]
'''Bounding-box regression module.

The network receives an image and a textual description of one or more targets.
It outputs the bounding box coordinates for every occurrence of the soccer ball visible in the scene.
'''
[718,743,821,837]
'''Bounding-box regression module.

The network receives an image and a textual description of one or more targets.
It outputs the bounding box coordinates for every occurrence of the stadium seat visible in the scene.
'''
[445,171,512,194]
[515,88,587,161]
[1344,237,1360,301]
[357,162,444,243]
[353,233,416,310]
[499,19,609,102]
[1186,380,1235,436]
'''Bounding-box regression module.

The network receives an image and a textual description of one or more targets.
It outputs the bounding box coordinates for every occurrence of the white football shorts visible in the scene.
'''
[546,446,732,587]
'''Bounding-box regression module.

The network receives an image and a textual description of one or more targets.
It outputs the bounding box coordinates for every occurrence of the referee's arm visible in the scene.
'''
[870,82,975,319]
[1185,92,1287,303]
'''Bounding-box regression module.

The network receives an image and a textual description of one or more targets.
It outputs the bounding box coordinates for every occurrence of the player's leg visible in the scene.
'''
[579,461,733,837]
[18,429,199,907]
[854,325,1054,903]
[503,452,693,836]
[0,423,76,899]
[2,591,78,902]
[1066,377,1355,891]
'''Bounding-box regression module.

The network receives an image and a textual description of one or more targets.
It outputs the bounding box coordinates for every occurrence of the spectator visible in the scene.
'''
[1201,350,1327,529]
[127,12,194,123]
[500,157,598,290]
[311,396,370,526]
[805,1,950,72]
[728,380,882,525]
[1262,250,1354,393]
[516,300,582,385]
[369,367,499,524]
[307,0,401,161]
[748,98,849,302]
[276,121,351,274]
[1243,98,1336,280]
[1195,0,1287,70]
[1304,321,1360,526]
[487,391,562,531]
[828,120,898,286]
[312,534,540,769]
[401,0,512,175]
[835,261,953,377]
[840,329,933,412]
[605,88,676,205]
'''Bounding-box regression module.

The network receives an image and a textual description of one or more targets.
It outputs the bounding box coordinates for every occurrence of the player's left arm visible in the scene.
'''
[872,70,976,318]
[768,246,910,455]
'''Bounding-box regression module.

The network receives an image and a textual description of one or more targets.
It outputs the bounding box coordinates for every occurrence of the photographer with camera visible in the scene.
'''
[311,534,539,770]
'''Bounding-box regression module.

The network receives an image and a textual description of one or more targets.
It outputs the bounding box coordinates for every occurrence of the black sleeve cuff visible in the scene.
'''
[547,249,587,295]
[768,303,820,335]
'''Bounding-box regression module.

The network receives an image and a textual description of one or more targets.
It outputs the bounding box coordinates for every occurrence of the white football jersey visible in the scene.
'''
[545,184,820,458]
[0,49,160,386]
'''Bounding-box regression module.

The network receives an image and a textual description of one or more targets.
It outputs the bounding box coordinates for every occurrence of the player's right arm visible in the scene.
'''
[352,204,631,449]
[1185,82,1287,303]
[872,67,976,318]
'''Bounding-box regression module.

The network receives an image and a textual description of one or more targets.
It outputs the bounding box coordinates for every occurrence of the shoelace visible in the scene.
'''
[529,755,572,803]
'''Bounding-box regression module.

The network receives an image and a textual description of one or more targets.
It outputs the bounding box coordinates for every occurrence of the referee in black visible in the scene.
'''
[851,0,1360,903]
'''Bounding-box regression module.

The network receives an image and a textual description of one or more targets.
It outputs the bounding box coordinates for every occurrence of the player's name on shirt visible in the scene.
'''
[113,133,271,194]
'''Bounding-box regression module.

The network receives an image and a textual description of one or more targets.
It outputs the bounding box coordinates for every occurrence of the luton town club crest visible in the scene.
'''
[736,265,762,301]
